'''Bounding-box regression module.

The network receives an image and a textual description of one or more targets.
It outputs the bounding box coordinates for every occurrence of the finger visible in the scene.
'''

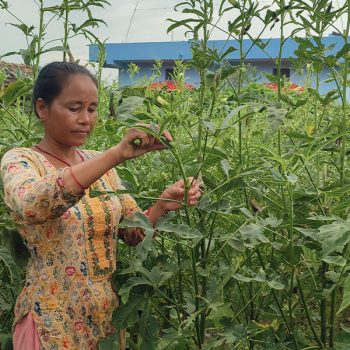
[162,130,173,142]
[188,198,199,206]
[148,135,156,148]
[148,142,167,151]
[170,186,184,197]
[189,183,200,195]
[187,193,201,204]
[139,133,150,148]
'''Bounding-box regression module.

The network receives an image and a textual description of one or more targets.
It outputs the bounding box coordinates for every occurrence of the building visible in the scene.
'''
[0,61,32,87]
[89,36,346,95]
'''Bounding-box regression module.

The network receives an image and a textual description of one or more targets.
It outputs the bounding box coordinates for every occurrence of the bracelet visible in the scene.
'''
[68,166,87,190]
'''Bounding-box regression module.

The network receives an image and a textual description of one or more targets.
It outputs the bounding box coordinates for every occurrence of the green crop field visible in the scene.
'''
[1,0,350,349]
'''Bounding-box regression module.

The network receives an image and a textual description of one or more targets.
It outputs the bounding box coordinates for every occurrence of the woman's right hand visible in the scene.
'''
[113,126,172,162]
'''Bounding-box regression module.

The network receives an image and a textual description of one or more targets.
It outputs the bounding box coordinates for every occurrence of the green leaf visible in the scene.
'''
[338,275,350,314]
[267,279,285,290]
[322,255,347,267]
[220,159,230,177]
[3,79,33,106]
[156,222,202,240]
[98,331,119,350]
[219,105,247,130]
[143,266,172,285]
[336,43,350,59]
[0,333,12,350]
[136,230,154,262]
[118,277,152,304]
[320,221,350,257]
[139,301,159,350]
[8,23,35,36]
[112,294,146,328]
[207,302,235,322]
[0,246,22,294]
[239,223,269,247]
[119,211,153,231]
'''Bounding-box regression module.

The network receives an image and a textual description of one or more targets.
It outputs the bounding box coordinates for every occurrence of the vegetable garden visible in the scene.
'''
[1,0,350,349]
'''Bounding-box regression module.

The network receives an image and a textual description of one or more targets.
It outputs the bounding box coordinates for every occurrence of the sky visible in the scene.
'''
[0,0,191,65]
[0,0,343,81]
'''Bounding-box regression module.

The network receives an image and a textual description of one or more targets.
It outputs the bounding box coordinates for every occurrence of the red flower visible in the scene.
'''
[103,299,109,310]
[65,266,76,276]
[75,321,84,331]
[148,80,194,91]
[63,338,70,348]
[25,210,36,218]
[50,282,59,295]
[265,82,304,92]
[46,228,54,239]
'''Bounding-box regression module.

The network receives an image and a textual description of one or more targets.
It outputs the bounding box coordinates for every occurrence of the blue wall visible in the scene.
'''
[118,61,338,96]
[89,37,346,66]
[89,37,347,97]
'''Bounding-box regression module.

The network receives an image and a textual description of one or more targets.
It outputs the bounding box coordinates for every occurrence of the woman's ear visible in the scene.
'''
[35,98,48,121]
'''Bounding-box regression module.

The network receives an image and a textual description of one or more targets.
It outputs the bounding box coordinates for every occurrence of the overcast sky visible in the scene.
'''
[0,0,196,65]
[0,0,342,73]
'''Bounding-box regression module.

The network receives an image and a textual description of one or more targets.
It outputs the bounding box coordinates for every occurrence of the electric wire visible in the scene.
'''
[125,0,141,42]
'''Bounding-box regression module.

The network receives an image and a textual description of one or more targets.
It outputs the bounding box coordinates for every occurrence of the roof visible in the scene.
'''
[0,61,32,86]
[89,36,346,69]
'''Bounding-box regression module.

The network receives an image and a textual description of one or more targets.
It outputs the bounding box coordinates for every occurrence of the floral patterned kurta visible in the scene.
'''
[1,147,144,350]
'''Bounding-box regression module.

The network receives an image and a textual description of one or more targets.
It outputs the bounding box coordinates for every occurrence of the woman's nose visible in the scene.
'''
[78,109,90,123]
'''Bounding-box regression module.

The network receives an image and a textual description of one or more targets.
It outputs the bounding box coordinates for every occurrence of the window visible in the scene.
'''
[165,68,174,81]
[273,67,290,78]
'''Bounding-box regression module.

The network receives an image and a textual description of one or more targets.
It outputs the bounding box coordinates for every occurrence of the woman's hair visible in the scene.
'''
[33,61,98,117]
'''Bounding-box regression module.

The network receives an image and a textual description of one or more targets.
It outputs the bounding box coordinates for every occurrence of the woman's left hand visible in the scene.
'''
[158,177,203,213]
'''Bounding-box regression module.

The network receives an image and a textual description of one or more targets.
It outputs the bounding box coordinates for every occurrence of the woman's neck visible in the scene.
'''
[36,137,83,166]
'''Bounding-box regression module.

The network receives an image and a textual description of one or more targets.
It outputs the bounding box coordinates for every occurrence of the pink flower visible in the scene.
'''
[8,164,18,172]
[57,177,65,187]
[62,211,71,219]
[75,321,84,331]
[65,266,76,276]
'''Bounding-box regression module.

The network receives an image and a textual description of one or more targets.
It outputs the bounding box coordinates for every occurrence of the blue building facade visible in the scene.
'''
[89,37,345,95]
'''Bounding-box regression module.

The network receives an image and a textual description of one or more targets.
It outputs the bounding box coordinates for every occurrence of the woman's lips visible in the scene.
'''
[73,131,89,135]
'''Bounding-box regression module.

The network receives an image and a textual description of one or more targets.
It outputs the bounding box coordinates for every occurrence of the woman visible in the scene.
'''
[0,62,201,350]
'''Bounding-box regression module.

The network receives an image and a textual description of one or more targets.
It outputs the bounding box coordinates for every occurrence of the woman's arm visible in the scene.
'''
[1,148,84,224]
[63,128,172,194]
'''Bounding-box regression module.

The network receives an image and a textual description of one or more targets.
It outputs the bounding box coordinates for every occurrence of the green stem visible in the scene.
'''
[296,277,325,349]
[63,0,69,62]
[34,0,45,80]
[257,250,299,350]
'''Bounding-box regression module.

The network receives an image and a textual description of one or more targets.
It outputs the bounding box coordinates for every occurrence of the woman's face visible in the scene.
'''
[37,73,98,147]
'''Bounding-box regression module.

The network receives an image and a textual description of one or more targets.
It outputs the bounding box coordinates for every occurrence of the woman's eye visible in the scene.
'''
[68,107,79,112]
[88,108,97,114]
